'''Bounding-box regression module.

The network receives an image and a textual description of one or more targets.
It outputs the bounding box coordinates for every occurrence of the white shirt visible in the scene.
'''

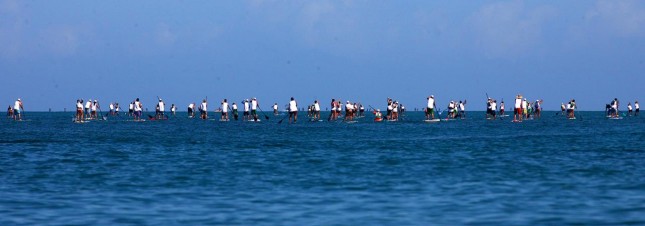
[200,102,207,111]
[244,102,249,111]
[109,104,114,110]
[188,103,194,109]
[491,102,497,111]
[387,105,393,110]
[91,103,97,111]
[273,104,278,110]
[521,100,527,109]
[636,103,640,109]
[392,104,398,112]
[222,102,228,112]
[158,102,164,112]
[289,100,297,112]
[76,102,83,109]
[232,104,237,110]
[314,103,320,111]
[85,101,92,109]
[448,102,454,108]
[515,98,522,108]
[459,103,465,111]
[345,103,354,111]
[171,106,176,111]
[628,105,632,110]
[251,100,258,110]
[134,101,142,111]
[129,103,134,110]
[14,101,21,110]
[500,103,505,110]
[427,98,435,108]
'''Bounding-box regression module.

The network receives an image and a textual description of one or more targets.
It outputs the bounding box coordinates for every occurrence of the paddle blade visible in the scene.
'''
[265,115,270,120]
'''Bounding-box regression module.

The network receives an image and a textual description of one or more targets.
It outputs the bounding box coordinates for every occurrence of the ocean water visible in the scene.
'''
[1,111,644,225]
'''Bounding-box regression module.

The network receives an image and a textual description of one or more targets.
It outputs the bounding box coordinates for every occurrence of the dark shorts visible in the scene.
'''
[243,111,249,116]
[636,109,640,112]
[252,109,257,115]
[135,111,142,117]
[289,111,297,117]
[426,108,434,114]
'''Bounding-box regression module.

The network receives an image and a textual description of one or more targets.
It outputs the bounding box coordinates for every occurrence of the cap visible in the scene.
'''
[430,95,434,98]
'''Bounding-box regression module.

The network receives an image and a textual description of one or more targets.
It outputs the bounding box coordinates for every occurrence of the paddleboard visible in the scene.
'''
[568,117,576,120]
[512,120,522,123]
[424,119,440,122]
[346,120,358,123]
[608,117,623,120]
[73,120,88,123]
[387,119,398,122]
[248,119,261,122]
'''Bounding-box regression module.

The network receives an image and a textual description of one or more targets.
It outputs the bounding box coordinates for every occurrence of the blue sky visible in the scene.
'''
[1,0,643,111]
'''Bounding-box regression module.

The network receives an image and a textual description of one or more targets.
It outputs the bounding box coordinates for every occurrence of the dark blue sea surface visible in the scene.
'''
[1,111,644,225]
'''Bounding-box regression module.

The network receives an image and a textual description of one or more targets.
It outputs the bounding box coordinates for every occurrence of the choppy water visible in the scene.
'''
[1,111,644,225]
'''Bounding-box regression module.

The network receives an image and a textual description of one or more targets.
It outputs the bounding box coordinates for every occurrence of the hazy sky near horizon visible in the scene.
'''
[1,0,643,111]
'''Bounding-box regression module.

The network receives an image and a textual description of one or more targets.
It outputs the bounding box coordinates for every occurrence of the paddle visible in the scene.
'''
[277,112,290,124]
[257,106,270,120]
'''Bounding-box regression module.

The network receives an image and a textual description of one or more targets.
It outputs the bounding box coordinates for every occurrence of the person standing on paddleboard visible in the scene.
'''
[221,99,229,121]
[109,103,115,116]
[490,100,497,120]
[85,99,92,119]
[75,99,84,122]
[129,102,134,117]
[288,97,298,124]
[187,102,195,118]
[157,99,165,119]
[232,103,239,120]
[251,98,258,121]
[500,101,505,116]
[243,99,250,120]
[635,101,640,116]
[91,100,99,120]
[313,100,321,120]
[627,102,633,116]
[199,99,208,120]
[611,98,619,117]
[426,95,436,120]
[273,103,278,116]
[13,99,24,121]
[345,101,354,121]
[134,98,143,121]
[170,104,176,116]
[514,95,523,122]
[534,99,542,119]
